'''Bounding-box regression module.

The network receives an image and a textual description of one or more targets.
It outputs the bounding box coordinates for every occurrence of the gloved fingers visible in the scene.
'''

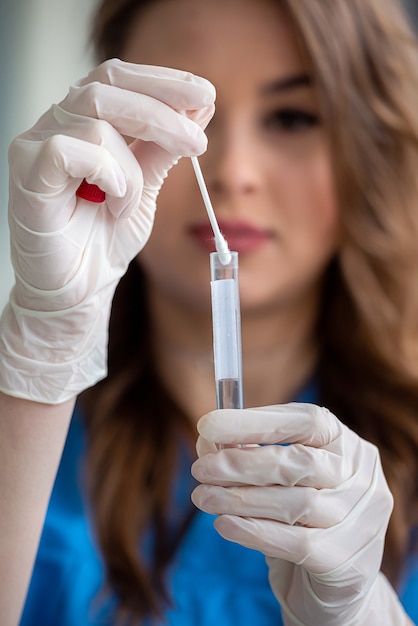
[127,99,214,179]
[191,483,360,528]
[213,514,323,564]
[10,132,140,230]
[75,59,216,112]
[196,403,342,448]
[23,134,127,195]
[58,81,211,156]
[11,60,215,233]
[215,511,388,577]
[191,441,353,488]
[115,100,213,222]
[57,81,212,217]
[213,513,366,577]
[211,452,392,576]
[196,433,218,457]
[184,103,216,130]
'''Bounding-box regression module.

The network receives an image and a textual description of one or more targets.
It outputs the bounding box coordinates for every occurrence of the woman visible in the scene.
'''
[0,0,417,624]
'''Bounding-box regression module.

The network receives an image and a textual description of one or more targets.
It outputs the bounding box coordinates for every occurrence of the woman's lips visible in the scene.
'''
[188,220,272,254]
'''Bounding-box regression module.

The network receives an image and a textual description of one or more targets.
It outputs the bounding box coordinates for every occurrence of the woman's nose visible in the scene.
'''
[202,123,263,200]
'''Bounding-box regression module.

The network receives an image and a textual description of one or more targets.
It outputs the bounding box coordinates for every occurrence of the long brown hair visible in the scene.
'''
[82,0,418,622]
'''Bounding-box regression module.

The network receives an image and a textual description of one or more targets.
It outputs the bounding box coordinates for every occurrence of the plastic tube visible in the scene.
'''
[210,251,244,410]
[190,156,243,412]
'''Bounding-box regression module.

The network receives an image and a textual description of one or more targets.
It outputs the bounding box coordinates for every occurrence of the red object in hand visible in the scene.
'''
[76,179,106,203]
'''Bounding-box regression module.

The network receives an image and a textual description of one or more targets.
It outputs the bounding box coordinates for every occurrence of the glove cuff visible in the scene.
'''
[0,295,109,404]
[277,569,410,626]
[353,572,412,625]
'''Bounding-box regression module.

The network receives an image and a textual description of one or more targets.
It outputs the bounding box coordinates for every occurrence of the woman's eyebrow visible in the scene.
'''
[260,73,311,95]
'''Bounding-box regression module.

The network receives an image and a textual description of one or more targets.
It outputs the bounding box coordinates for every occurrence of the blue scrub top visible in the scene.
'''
[20,386,418,625]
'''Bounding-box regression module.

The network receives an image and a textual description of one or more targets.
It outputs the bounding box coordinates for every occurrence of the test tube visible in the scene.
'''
[210,251,244,410]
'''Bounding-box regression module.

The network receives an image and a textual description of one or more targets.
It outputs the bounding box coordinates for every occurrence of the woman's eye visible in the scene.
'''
[263,108,319,132]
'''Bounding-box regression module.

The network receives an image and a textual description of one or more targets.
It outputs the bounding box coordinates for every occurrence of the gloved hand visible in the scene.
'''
[0,59,215,404]
[191,403,410,625]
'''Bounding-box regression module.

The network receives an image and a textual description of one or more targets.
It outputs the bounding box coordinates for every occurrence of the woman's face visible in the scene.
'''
[123,0,339,313]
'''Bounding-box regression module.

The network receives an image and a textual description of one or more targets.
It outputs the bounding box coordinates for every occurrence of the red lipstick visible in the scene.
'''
[189,220,272,254]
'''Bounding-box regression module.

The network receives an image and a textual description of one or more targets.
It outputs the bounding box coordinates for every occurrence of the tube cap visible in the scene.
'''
[76,179,106,203]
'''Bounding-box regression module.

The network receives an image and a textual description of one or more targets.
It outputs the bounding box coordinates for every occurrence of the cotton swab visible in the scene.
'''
[191,156,231,265]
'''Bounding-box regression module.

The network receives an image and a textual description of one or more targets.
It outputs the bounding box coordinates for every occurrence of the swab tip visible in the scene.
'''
[215,235,232,265]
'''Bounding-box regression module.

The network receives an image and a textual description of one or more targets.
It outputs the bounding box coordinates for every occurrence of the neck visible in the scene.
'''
[147,285,319,423]
[241,305,317,407]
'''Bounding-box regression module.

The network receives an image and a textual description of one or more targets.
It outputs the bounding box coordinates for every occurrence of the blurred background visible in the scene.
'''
[406,0,418,24]
[0,0,417,308]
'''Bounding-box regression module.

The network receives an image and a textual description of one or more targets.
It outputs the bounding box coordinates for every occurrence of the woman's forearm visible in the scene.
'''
[0,391,75,626]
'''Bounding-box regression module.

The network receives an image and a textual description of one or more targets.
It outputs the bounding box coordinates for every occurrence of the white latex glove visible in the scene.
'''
[0,59,215,404]
[191,403,411,625]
